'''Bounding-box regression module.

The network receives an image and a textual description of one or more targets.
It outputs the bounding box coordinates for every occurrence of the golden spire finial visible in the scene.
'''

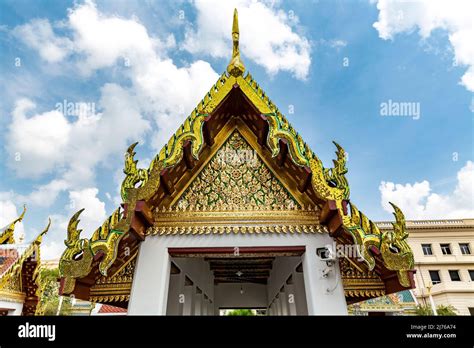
[227,8,245,77]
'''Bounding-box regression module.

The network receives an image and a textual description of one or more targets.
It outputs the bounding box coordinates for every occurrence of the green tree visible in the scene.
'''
[414,304,457,316]
[436,305,457,316]
[37,267,73,316]
[226,309,255,316]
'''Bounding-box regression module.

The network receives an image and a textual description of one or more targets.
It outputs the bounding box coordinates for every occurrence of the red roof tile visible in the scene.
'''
[98,304,127,314]
[0,248,19,276]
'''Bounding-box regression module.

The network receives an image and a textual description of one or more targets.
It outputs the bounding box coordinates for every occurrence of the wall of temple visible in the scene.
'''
[128,233,348,315]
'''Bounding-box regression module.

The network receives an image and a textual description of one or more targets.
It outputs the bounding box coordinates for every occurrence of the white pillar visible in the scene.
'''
[182,282,195,315]
[268,304,273,316]
[285,284,297,315]
[202,297,208,315]
[194,288,203,315]
[275,295,281,315]
[208,300,214,316]
[293,271,308,315]
[279,289,288,315]
[166,273,182,315]
[128,243,170,315]
[302,246,347,315]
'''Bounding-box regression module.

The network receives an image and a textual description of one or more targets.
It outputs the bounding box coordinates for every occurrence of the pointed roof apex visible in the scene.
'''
[227,8,245,77]
[232,8,239,34]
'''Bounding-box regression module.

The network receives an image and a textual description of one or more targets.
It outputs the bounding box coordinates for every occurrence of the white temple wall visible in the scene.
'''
[128,233,348,315]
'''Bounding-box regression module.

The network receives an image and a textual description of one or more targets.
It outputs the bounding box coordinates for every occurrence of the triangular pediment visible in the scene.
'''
[174,130,299,211]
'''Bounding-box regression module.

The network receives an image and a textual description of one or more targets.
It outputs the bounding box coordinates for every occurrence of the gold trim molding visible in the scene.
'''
[148,207,324,236]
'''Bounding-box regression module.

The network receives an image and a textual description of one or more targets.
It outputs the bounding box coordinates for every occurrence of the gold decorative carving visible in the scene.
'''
[59,208,125,294]
[342,202,414,287]
[380,203,415,287]
[340,257,386,298]
[0,218,50,292]
[309,142,350,202]
[149,205,323,237]
[90,256,136,302]
[176,131,299,210]
[0,204,26,245]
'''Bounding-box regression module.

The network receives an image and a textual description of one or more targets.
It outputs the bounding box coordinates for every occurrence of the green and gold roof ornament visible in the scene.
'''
[0,204,26,245]
[0,216,51,292]
[227,9,246,77]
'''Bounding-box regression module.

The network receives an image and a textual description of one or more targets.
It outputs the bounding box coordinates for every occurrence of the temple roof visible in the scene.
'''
[0,208,51,315]
[59,9,416,305]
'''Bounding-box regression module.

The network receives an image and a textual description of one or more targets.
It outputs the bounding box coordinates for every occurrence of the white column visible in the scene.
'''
[128,242,170,315]
[268,304,273,316]
[293,272,308,315]
[275,295,281,315]
[302,245,347,315]
[194,288,203,315]
[182,283,195,315]
[166,273,182,315]
[202,297,208,315]
[285,283,297,315]
[208,300,214,316]
[279,288,288,315]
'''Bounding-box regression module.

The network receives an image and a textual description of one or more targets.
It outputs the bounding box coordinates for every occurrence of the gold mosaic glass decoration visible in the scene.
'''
[176,131,299,210]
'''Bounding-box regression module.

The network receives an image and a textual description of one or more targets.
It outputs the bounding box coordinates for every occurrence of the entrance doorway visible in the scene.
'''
[165,246,308,315]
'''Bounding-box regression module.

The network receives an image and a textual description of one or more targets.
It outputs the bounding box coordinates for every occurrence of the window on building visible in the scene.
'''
[440,244,452,255]
[459,243,471,255]
[421,244,433,255]
[429,270,441,285]
[449,270,461,281]
[469,270,474,281]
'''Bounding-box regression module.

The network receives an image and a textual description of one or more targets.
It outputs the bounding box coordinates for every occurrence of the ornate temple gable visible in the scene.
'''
[59,8,416,301]
[175,131,299,211]
[149,130,323,237]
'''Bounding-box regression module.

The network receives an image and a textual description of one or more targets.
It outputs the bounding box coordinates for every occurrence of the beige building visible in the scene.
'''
[379,219,474,315]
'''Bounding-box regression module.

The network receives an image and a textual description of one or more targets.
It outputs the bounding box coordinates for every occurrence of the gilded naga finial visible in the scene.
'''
[227,8,246,77]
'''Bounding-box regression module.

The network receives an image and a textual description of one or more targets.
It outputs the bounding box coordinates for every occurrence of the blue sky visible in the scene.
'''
[0,0,473,259]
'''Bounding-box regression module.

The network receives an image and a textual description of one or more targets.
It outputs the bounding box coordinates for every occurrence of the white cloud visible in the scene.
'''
[182,0,311,79]
[373,0,474,92]
[6,83,150,198]
[8,1,218,188]
[19,180,69,208]
[68,188,107,236]
[380,161,474,219]
[5,1,224,258]
[7,99,71,178]
[67,1,219,149]
[41,240,64,261]
[13,19,73,63]
[68,0,158,74]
